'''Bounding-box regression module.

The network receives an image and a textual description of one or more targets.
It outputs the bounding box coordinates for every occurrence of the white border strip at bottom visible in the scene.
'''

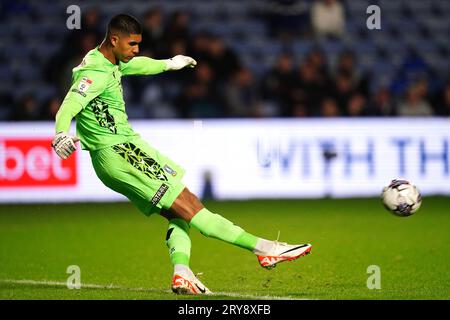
[0,279,310,300]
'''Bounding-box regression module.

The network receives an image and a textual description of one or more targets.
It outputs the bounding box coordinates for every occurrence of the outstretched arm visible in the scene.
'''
[120,55,197,76]
[55,99,83,134]
[52,99,83,159]
[53,71,107,159]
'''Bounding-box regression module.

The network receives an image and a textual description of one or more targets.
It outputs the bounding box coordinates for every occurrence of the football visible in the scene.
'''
[381,179,422,217]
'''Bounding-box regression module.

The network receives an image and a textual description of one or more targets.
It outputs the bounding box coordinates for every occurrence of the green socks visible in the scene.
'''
[189,208,258,251]
[165,218,191,267]
[165,208,262,272]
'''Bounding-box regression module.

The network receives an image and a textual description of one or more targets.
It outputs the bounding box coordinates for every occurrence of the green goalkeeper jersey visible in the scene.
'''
[56,47,167,151]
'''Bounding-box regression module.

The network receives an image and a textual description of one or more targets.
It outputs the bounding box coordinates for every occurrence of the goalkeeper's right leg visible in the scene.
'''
[168,187,312,268]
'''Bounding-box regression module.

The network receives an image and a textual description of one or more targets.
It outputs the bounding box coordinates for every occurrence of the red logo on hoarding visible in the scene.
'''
[0,138,77,187]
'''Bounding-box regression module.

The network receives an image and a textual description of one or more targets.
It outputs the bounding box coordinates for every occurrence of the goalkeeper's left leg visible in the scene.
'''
[161,210,212,294]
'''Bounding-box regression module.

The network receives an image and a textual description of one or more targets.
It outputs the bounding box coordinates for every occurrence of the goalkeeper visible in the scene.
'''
[53,14,311,295]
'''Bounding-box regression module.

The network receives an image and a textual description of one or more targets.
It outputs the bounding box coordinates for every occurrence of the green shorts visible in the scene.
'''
[90,138,186,216]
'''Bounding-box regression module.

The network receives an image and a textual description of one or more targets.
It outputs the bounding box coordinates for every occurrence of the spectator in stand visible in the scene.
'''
[226,67,260,117]
[140,7,165,58]
[264,0,311,40]
[397,83,434,116]
[414,77,433,105]
[365,87,396,116]
[332,71,356,114]
[160,39,193,95]
[45,8,102,96]
[162,11,191,49]
[57,33,98,96]
[61,7,103,56]
[40,96,62,120]
[0,92,13,120]
[320,97,340,117]
[261,53,296,116]
[335,50,369,97]
[306,47,329,81]
[10,94,41,121]
[291,58,331,116]
[204,35,241,83]
[311,0,345,39]
[175,63,224,118]
[291,102,309,117]
[188,32,212,63]
[390,52,435,97]
[346,93,367,117]
[433,82,450,116]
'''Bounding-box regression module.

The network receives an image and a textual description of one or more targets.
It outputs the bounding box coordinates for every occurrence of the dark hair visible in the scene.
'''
[107,14,142,37]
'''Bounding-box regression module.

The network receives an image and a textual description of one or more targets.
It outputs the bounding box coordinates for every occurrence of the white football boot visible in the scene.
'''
[171,272,212,295]
[256,242,312,269]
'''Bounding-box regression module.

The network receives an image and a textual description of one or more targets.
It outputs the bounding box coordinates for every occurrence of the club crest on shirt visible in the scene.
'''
[72,77,93,97]
[164,165,177,177]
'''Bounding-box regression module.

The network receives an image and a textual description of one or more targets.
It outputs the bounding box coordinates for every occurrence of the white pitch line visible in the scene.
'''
[0,279,308,300]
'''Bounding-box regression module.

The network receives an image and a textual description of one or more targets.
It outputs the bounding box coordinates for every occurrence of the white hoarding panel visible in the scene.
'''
[0,119,449,203]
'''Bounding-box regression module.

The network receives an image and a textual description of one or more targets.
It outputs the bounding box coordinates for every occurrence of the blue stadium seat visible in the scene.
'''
[191,21,231,37]
[373,60,397,76]
[434,0,450,12]
[0,66,12,82]
[292,41,314,57]
[426,58,449,76]
[381,41,409,57]
[106,2,137,15]
[377,0,403,11]
[34,85,57,103]
[218,1,251,18]
[14,64,40,82]
[390,19,422,36]
[189,1,221,17]
[33,43,61,63]
[422,18,448,36]
[30,1,63,16]
[358,52,377,71]
[319,40,344,56]
[354,41,377,55]
[346,0,371,18]
[414,40,440,55]
[0,108,12,120]
[0,25,11,38]
[231,42,254,55]
[404,0,433,14]
[434,35,450,53]
[126,105,147,119]
[259,40,282,55]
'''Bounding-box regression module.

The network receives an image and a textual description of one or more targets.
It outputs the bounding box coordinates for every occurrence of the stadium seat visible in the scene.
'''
[377,0,403,11]
[319,40,344,56]
[0,108,12,120]
[404,0,433,14]
[0,66,12,82]
[1,0,448,121]
[292,41,314,57]
[34,85,57,103]
[126,104,148,119]
[13,64,39,82]
[354,41,377,56]
[346,0,371,18]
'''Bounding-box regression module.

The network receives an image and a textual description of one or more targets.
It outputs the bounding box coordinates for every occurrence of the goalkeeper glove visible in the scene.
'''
[52,132,80,160]
[164,55,197,71]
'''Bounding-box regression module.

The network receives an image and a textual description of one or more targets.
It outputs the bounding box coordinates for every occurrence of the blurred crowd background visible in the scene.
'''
[0,0,449,121]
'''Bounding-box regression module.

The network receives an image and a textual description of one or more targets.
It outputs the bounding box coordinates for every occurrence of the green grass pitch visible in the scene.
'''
[0,197,449,300]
